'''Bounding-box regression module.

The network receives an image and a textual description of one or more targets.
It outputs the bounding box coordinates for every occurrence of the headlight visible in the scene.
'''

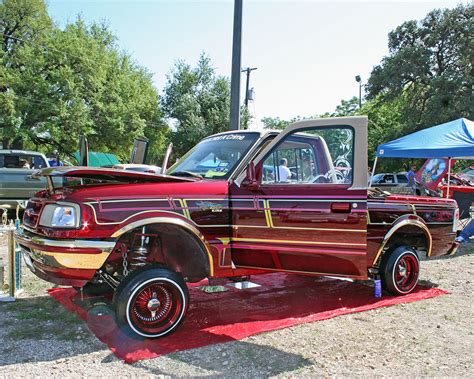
[39,203,80,228]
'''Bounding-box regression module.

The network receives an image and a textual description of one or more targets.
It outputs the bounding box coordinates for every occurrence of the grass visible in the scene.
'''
[1,259,87,342]
[1,296,86,341]
[0,250,103,344]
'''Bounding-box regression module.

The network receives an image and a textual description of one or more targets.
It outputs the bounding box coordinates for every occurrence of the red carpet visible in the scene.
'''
[48,273,447,363]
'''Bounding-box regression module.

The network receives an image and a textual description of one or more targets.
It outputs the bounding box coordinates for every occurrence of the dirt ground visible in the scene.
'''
[0,233,473,377]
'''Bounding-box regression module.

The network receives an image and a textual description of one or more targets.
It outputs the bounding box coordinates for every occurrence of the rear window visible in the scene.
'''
[0,154,47,169]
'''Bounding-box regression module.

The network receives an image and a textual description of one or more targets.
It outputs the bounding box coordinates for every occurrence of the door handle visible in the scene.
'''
[330,202,352,213]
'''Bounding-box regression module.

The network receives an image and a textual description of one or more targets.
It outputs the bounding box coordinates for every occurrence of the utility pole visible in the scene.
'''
[229,0,243,131]
[242,67,257,108]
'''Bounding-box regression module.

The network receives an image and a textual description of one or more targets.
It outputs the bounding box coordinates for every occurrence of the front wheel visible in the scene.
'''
[114,266,189,338]
[380,246,420,295]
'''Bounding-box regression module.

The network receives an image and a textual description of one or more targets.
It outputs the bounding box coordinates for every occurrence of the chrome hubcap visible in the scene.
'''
[147,293,161,318]
[398,265,407,277]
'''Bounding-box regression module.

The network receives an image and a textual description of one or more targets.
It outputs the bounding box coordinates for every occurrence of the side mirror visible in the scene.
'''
[242,162,260,190]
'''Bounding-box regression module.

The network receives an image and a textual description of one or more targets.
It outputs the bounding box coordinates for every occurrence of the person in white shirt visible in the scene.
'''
[278,158,292,182]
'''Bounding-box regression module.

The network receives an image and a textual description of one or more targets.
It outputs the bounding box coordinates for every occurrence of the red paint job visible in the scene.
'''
[20,137,458,288]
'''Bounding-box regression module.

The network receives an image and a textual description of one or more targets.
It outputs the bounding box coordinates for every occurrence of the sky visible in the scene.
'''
[48,0,464,128]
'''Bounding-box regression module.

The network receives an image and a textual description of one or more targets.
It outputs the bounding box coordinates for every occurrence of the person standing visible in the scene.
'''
[407,165,417,192]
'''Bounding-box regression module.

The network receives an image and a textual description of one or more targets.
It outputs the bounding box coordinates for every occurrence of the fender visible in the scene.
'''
[372,214,432,266]
[111,215,214,277]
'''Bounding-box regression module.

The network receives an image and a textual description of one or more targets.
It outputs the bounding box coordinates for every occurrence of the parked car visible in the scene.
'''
[17,117,458,338]
[458,166,474,183]
[0,150,51,211]
[370,172,409,187]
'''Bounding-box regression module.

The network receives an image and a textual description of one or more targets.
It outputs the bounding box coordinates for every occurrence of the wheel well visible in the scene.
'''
[376,225,430,267]
[118,223,211,282]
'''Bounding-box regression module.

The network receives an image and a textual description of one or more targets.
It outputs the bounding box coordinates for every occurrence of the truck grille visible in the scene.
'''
[23,199,44,228]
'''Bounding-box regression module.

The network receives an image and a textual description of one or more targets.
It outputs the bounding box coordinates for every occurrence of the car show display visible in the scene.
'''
[15,116,460,338]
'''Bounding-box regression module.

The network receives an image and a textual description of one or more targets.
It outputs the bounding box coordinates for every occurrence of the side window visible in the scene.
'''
[384,174,395,184]
[261,127,354,185]
[396,174,408,184]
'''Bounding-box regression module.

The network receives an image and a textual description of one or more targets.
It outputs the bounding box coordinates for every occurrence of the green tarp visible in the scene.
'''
[72,152,120,167]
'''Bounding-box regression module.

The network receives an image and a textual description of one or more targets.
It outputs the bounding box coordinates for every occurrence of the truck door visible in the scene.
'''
[229,117,368,279]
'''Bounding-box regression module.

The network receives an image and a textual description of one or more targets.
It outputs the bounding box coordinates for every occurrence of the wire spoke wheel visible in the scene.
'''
[129,281,183,335]
[114,266,189,338]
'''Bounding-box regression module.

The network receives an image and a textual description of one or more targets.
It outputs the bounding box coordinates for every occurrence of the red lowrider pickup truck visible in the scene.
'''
[16,117,458,338]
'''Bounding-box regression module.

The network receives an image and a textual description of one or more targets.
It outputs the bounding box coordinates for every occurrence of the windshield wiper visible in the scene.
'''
[169,171,203,180]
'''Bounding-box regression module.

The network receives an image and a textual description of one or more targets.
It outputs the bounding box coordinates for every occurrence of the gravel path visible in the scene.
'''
[0,242,473,377]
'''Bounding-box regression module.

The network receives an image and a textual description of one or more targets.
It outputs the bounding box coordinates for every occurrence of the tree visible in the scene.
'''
[319,97,360,118]
[1,0,165,162]
[261,116,306,130]
[0,0,52,148]
[366,4,474,132]
[161,54,250,158]
[261,116,290,130]
[261,97,360,130]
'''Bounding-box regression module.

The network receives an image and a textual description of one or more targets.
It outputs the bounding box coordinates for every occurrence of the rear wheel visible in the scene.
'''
[380,246,420,295]
[114,266,189,338]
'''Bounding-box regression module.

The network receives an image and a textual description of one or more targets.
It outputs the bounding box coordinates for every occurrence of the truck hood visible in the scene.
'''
[31,166,197,184]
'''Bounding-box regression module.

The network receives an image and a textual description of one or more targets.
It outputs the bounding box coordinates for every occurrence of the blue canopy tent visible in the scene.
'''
[372,118,474,196]
[376,118,474,159]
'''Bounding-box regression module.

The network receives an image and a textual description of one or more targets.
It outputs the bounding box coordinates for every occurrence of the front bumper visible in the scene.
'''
[15,228,116,287]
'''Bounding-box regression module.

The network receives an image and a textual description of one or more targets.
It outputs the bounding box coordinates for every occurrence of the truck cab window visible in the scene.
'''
[261,127,354,185]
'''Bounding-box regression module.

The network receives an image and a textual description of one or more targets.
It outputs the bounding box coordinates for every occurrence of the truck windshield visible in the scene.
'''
[167,133,260,179]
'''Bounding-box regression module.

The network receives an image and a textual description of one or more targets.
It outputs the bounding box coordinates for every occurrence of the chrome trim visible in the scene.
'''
[110,217,214,276]
[15,229,115,252]
[15,229,115,270]
[372,217,432,266]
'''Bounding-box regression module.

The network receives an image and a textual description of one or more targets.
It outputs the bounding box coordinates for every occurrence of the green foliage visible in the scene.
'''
[319,96,360,118]
[261,116,305,130]
[366,4,474,130]
[261,97,360,131]
[1,0,165,162]
[161,53,250,158]
[261,116,291,130]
